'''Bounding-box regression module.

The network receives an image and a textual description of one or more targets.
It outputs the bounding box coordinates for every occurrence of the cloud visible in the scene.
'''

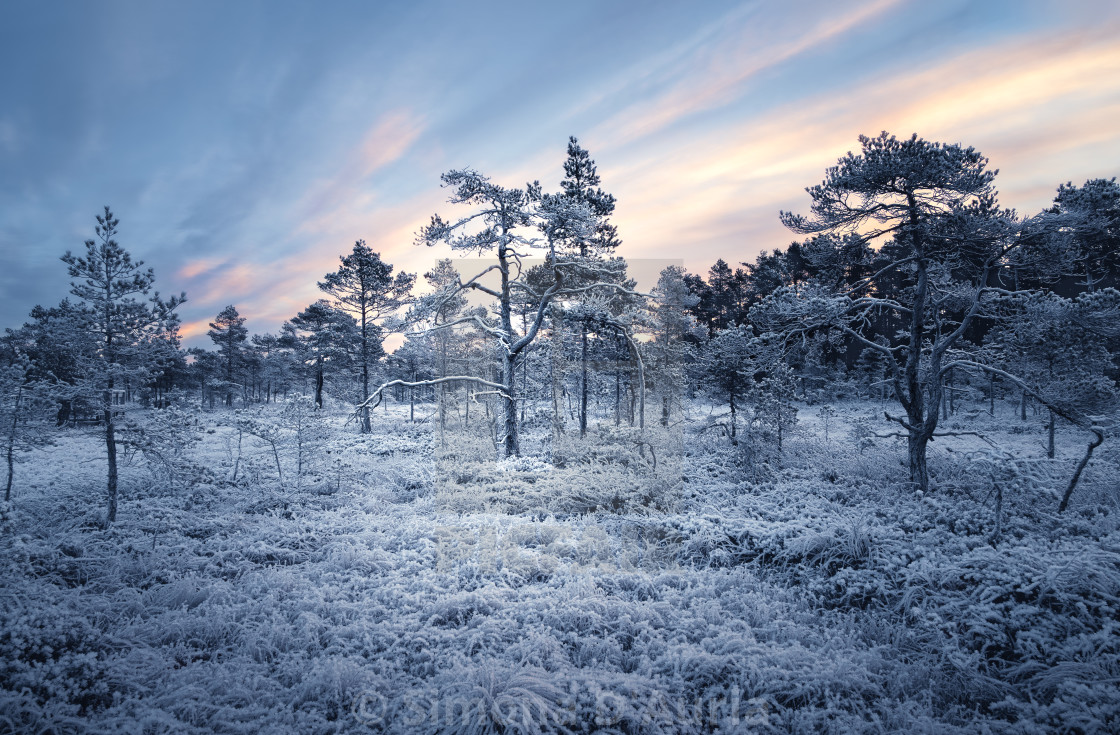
[177,257,228,281]
[590,0,903,148]
[168,109,433,344]
[0,118,17,154]
[178,318,210,341]
[99,4,1120,352]
[360,110,425,177]
[297,109,426,235]
[602,20,1120,274]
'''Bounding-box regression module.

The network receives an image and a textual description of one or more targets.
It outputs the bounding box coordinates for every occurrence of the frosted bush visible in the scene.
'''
[2,402,1118,733]
[495,455,554,474]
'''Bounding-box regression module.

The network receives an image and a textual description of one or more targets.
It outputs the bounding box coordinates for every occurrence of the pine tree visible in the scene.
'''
[250,333,288,403]
[1046,178,1120,291]
[187,347,222,409]
[60,207,184,523]
[986,291,1118,460]
[319,240,412,431]
[410,259,467,442]
[15,299,94,424]
[754,360,799,454]
[285,300,359,409]
[413,167,639,457]
[768,132,1014,492]
[686,259,751,338]
[697,324,756,439]
[560,136,619,257]
[558,137,621,436]
[207,305,248,407]
[645,266,704,429]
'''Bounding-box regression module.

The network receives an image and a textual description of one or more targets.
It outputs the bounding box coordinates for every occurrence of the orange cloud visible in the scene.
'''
[183,184,450,343]
[602,21,1120,274]
[177,18,1120,349]
[194,262,259,306]
[177,257,227,281]
[178,318,210,340]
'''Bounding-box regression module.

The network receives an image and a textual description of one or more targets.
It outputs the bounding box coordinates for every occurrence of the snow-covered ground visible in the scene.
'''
[2,400,1118,733]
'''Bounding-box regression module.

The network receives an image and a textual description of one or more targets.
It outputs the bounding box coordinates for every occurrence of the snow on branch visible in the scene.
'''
[355,376,510,415]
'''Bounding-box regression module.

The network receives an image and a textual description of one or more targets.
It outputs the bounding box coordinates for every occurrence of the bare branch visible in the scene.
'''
[942,359,1107,513]
[355,376,510,414]
[884,411,918,432]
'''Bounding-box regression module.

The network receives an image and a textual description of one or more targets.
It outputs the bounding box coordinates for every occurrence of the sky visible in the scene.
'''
[2,0,1119,348]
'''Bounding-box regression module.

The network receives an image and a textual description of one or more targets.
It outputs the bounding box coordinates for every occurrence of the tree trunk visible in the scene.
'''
[729,387,737,440]
[105,385,118,524]
[270,438,282,483]
[496,238,519,457]
[580,326,588,437]
[550,307,565,443]
[948,369,955,415]
[361,362,371,432]
[503,352,519,457]
[991,479,1003,546]
[1058,429,1104,513]
[231,428,243,483]
[908,430,930,492]
[776,403,783,454]
[5,385,20,502]
[295,418,304,489]
[628,367,636,427]
[439,336,448,446]
[638,370,645,432]
[614,356,621,427]
[1048,410,1056,459]
[903,241,931,493]
[361,309,372,433]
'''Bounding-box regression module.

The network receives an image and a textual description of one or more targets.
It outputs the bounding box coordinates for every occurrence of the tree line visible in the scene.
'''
[2,132,1118,522]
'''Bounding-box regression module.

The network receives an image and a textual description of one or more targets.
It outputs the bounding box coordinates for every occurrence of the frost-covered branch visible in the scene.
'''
[355,376,511,413]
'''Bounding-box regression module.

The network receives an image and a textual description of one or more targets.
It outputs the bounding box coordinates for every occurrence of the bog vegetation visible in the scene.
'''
[2,133,1119,733]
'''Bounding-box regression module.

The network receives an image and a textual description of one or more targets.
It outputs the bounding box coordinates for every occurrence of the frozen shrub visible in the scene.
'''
[117,404,207,488]
[421,663,571,735]
[2,397,1118,734]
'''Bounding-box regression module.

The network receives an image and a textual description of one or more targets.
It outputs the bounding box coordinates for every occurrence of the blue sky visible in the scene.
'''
[2,0,1118,346]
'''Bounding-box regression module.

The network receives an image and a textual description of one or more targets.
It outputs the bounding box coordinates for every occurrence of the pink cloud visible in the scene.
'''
[359,110,425,177]
[177,257,227,281]
[179,19,1120,349]
[178,318,210,341]
[603,22,1120,275]
[297,109,427,237]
